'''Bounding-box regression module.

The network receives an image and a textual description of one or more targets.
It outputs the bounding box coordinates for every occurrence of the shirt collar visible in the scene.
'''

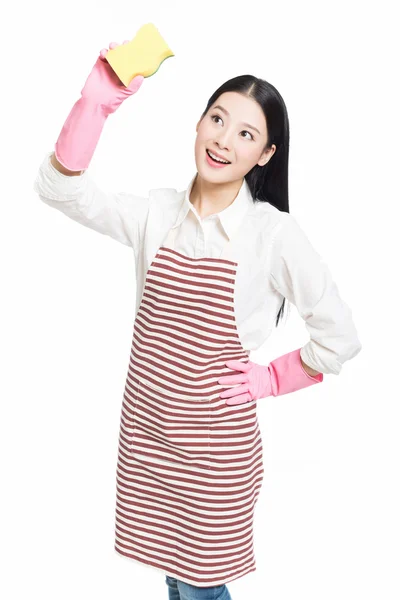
[172,173,254,239]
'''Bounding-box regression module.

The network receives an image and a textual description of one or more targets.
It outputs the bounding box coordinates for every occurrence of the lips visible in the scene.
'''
[206,149,231,163]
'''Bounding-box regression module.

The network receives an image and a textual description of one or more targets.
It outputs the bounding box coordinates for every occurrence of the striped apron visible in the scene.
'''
[114,224,264,587]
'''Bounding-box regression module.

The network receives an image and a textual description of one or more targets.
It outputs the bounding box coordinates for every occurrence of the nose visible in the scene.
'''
[214,128,233,151]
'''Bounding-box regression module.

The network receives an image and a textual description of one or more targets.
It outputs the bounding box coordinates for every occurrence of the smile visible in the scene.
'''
[206,149,231,167]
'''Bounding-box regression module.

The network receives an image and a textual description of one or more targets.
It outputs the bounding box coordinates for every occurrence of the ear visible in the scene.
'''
[258,144,276,167]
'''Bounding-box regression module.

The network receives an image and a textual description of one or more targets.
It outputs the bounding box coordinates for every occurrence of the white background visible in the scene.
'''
[1,0,399,598]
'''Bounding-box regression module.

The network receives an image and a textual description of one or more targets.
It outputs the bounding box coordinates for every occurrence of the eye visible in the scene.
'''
[211,114,222,125]
[210,114,254,140]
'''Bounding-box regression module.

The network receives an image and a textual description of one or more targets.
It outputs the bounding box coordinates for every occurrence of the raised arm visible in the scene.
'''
[53,40,144,173]
[33,41,149,249]
[34,150,151,249]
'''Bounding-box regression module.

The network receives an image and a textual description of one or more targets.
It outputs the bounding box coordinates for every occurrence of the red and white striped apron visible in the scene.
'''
[114,224,264,587]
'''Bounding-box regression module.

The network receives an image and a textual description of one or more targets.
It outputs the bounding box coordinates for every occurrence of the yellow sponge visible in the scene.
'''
[105,23,174,87]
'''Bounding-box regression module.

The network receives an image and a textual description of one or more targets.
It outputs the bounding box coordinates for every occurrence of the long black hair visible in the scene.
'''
[199,75,290,327]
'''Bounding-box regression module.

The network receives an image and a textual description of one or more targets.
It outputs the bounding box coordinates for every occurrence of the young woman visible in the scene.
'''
[34,40,362,600]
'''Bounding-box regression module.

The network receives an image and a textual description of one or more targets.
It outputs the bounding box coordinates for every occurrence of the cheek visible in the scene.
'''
[233,148,252,165]
[195,126,208,142]
[194,134,208,155]
[241,147,262,165]
[194,140,203,158]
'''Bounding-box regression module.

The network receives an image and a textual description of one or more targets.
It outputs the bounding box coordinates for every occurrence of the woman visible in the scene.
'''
[34,40,362,599]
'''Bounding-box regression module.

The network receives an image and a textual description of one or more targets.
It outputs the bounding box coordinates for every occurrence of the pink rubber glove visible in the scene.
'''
[218,348,323,405]
[54,40,144,172]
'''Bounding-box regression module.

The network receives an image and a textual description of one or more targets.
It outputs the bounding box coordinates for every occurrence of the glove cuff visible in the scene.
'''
[269,347,323,396]
[54,97,108,172]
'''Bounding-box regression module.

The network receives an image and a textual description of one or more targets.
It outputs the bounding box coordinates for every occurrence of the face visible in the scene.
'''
[194,91,276,183]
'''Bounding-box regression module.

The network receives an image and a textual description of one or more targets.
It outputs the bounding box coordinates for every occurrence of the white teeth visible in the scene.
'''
[207,150,230,164]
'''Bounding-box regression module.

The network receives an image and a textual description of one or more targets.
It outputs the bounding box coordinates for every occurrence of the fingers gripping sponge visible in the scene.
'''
[105,23,175,86]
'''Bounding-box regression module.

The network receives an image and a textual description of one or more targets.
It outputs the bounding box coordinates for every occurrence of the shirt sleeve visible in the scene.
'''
[33,151,150,251]
[269,213,362,375]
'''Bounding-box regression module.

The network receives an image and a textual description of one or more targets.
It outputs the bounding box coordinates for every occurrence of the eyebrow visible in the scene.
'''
[212,105,261,135]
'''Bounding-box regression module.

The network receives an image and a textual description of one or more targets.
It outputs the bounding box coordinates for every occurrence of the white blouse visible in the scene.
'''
[33,151,362,375]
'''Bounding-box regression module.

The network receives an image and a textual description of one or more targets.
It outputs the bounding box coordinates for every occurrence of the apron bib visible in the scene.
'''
[114,222,264,587]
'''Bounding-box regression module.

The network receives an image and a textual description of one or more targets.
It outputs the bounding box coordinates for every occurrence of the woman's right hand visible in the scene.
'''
[80,40,145,116]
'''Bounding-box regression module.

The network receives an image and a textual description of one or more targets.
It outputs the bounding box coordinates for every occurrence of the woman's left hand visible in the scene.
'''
[218,360,272,405]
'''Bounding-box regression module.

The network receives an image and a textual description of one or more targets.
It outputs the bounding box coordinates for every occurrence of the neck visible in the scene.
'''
[189,174,243,218]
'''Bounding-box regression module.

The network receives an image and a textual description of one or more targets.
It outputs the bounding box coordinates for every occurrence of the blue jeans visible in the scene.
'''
[165,575,233,600]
